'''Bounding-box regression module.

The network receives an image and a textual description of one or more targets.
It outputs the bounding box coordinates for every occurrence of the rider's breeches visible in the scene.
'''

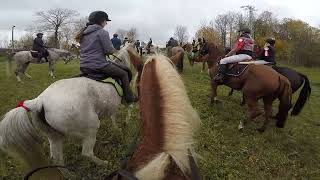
[99,64,133,98]
[220,54,252,64]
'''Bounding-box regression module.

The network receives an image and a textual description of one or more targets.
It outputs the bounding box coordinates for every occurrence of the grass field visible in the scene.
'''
[0,55,319,179]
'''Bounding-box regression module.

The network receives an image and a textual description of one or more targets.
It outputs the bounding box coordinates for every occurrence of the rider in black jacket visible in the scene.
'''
[258,38,276,64]
[32,33,48,62]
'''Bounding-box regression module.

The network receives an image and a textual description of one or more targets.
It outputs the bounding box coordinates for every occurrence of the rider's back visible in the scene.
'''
[80,24,111,70]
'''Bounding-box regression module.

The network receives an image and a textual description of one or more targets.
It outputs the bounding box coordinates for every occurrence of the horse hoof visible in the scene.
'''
[257,128,265,133]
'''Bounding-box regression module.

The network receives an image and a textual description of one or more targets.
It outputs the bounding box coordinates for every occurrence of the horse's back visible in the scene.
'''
[245,64,282,93]
[38,77,121,135]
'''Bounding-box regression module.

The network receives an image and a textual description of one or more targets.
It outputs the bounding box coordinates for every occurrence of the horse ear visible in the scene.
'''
[169,51,183,66]
[127,49,143,72]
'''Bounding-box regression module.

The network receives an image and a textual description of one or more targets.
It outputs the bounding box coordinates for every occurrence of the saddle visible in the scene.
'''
[30,50,49,59]
[77,63,133,97]
[30,51,40,58]
[225,64,249,77]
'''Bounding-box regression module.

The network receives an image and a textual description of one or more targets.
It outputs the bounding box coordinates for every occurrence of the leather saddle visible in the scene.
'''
[30,51,40,58]
[78,62,133,84]
[225,64,249,77]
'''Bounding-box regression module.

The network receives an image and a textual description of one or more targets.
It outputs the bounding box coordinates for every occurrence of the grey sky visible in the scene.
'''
[0,0,319,46]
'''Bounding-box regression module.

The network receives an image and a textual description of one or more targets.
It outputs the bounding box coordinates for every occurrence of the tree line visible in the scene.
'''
[10,7,320,67]
[195,10,320,67]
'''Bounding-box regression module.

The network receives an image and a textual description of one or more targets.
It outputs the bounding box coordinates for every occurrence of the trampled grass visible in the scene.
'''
[0,55,319,179]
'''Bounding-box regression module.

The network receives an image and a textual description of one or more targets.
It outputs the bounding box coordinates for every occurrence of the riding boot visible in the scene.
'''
[214,64,227,84]
[121,73,138,104]
[45,57,49,62]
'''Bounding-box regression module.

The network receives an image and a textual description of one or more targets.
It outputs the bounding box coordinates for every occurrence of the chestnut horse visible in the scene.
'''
[194,42,294,131]
[108,51,201,179]
[183,43,209,72]
[199,42,310,118]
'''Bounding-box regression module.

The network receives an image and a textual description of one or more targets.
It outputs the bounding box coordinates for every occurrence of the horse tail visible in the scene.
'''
[291,74,311,116]
[276,76,293,128]
[0,98,46,170]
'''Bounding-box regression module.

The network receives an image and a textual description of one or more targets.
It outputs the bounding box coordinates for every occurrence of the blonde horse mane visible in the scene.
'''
[135,54,201,180]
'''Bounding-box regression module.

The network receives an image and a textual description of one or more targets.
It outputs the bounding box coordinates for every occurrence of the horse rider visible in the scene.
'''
[166,37,179,57]
[123,37,129,45]
[32,33,49,62]
[167,37,179,47]
[111,33,122,50]
[258,37,276,65]
[135,40,141,53]
[147,38,152,54]
[75,11,137,104]
[214,27,255,83]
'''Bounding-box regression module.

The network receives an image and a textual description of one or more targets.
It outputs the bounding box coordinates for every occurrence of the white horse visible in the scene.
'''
[0,43,138,172]
[13,48,73,82]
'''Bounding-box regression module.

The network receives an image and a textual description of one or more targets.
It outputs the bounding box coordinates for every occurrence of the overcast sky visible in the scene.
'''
[0,0,319,46]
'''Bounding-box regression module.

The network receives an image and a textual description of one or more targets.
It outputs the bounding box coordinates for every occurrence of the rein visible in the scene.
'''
[111,54,124,62]
[23,165,67,180]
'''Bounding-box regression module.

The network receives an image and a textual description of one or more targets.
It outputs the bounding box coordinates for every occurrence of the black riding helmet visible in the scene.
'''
[88,11,111,24]
[36,33,43,37]
[238,27,251,34]
[266,37,276,45]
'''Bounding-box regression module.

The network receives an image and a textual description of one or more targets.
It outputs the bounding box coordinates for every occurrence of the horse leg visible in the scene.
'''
[210,80,220,104]
[48,135,64,165]
[240,93,246,106]
[110,114,120,130]
[48,60,55,78]
[125,104,134,124]
[228,89,234,96]
[257,97,273,133]
[239,96,262,130]
[81,131,108,166]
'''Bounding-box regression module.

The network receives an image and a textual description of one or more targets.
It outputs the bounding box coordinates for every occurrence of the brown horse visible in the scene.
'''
[167,46,185,73]
[183,43,209,72]
[196,43,293,132]
[108,50,201,180]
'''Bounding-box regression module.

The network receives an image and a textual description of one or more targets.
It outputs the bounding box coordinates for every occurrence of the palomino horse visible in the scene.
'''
[0,43,139,175]
[12,48,73,82]
[107,51,201,180]
[167,46,185,73]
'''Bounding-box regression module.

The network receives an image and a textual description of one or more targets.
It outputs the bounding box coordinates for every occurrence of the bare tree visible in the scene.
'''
[215,14,228,48]
[35,8,79,48]
[126,28,137,41]
[226,12,237,47]
[174,25,188,44]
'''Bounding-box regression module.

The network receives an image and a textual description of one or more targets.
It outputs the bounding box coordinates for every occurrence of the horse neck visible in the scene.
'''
[127,60,165,171]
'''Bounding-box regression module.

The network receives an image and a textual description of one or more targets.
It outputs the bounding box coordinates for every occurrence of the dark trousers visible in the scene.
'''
[35,48,48,61]
[99,64,134,100]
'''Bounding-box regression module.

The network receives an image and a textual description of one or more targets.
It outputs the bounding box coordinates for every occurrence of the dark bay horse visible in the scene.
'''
[106,51,201,179]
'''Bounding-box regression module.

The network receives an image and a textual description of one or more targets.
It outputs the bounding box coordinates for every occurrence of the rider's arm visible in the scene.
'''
[99,30,116,55]
[226,38,244,57]
[35,38,47,48]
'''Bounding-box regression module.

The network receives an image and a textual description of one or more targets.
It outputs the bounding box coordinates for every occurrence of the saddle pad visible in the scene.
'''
[239,60,271,65]
[102,78,123,97]
[226,64,249,77]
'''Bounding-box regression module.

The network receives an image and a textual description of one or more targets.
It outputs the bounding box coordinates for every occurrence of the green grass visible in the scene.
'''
[0,56,319,179]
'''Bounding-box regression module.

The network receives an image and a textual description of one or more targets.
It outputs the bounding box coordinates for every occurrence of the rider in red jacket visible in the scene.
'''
[214,27,254,83]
